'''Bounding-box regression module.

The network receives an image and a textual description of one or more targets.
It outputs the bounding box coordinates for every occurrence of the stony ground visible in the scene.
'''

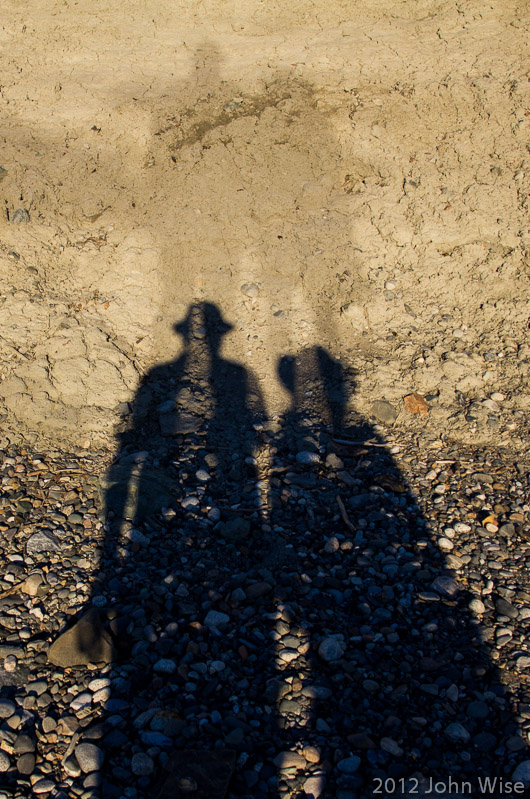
[1,405,530,797]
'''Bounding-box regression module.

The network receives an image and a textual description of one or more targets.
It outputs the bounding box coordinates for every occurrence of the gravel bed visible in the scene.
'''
[0,421,530,799]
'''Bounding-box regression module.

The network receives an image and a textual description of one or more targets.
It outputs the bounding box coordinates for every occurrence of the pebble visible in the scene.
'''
[0,752,11,772]
[453,522,471,533]
[304,775,326,798]
[153,658,177,674]
[63,755,82,778]
[431,575,459,597]
[444,722,471,744]
[337,756,361,774]
[468,598,486,614]
[22,573,44,596]
[204,610,230,628]
[32,780,56,794]
[446,684,459,702]
[131,753,155,776]
[274,751,306,769]
[380,737,404,757]
[496,598,518,618]
[70,692,92,712]
[318,637,345,662]
[0,699,16,718]
[17,752,35,774]
[3,655,17,672]
[74,743,104,773]
[371,400,397,424]
[11,208,30,224]
[240,282,260,298]
[296,451,320,465]
[14,734,35,754]
[512,761,530,787]
[303,746,320,763]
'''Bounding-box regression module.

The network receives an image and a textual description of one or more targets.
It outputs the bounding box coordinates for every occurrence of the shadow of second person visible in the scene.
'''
[262,346,516,799]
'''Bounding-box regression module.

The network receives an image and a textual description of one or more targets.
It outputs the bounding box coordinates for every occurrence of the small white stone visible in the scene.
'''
[3,655,17,673]
[468,598,486,615]
[485,522,499,533]
[453,522,471,533]
[278,649,298,664]
[437,537,454,552]
[93,687,112,703]
[88,677,111,692]
[181,496,200,510]
[70,692,92,712]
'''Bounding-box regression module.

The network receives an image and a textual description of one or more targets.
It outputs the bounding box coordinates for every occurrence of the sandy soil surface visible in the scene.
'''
[1,0,530,450]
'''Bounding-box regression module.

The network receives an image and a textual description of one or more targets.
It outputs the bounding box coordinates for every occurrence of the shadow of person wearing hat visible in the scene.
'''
[84,301,266,798]
[104,301,265,530]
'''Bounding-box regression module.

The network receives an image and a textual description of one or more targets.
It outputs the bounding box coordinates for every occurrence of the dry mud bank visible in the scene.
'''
[0,0,530,450]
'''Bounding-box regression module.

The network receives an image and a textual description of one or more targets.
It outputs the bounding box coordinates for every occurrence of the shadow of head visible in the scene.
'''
[278,345,354,431]
[173,301,233,353]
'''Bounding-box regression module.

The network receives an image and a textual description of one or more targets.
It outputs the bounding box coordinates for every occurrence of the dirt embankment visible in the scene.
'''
[0,0,529,450]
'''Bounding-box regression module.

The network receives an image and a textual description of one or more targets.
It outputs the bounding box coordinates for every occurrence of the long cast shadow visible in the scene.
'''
[72,301,519,799]
[263,345,518,798]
